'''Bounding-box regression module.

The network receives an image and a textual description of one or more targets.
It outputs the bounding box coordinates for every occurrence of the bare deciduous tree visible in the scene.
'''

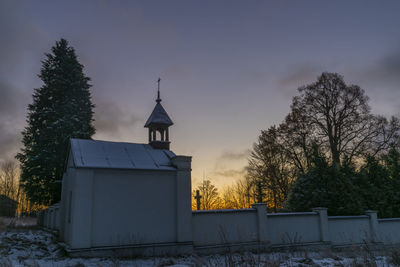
[220,179,253,209]
[0,161,20,217]
[193,179,221,210]
[0,161,19,200]
[247,126,294,211]
[246,73,400,211]
[0,161,41,216]
[292,72,400,167]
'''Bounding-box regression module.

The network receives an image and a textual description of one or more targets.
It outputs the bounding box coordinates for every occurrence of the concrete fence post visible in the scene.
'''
[365,210,378,242]
[43,210,47,228]
[55,206,60,230]
[251,203,268,244]
[312,207,329,242]
[46,209,51,228]
[39,213,44,227]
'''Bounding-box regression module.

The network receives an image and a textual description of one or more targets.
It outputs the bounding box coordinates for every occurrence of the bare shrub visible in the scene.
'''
[389,248,400,266]
[157,258,174,267]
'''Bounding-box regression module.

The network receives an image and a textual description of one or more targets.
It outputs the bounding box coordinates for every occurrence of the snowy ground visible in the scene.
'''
[0,229,398,267]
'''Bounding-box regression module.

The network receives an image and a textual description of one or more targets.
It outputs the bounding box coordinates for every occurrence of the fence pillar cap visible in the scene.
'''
[251,203,267,207]
[365,210,378,214]
[312,207,328,211]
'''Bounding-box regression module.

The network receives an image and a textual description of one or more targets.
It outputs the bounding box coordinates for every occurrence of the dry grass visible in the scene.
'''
[0,216,37,232]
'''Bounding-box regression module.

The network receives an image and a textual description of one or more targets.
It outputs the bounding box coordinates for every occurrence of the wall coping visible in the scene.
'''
[268,212,317,217]
[328,215,369,220]
[378,218,400,222]
[192,208,255,214]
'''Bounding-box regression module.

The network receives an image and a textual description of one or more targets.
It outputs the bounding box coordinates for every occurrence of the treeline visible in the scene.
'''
[287,148,400,217]
[192,179,253,210]
[193,73,400,217]
[0,161,42,217]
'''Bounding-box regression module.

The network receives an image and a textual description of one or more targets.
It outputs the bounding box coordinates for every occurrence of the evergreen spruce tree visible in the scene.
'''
[357,156,392,217]
[16,39,95,205]
[384,148,400,217]
[285,147,362,215]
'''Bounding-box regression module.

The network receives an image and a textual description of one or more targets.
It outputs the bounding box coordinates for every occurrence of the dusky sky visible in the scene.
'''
[1,0,400,187]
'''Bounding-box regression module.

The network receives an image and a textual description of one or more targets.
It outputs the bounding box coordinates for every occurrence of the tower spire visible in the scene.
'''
[145,78,173,150]
[156,77,161,103]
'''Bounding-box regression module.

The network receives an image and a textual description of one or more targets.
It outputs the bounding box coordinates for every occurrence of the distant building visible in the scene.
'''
[0,195,18,217]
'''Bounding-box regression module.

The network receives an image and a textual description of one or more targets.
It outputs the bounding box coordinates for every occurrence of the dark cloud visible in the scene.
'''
[212,168,246,178]
[218,149,251,161]
[365,48,400,86]
[337,46,400,116]
[277,64,323,97]
[0,1,47,161]
[213,149,250,171]
[0,1,45,77]
[0,131,21,161]
[93,101,142,140]
[211,150,249,182]
[0,82,20,114]
[0,82,24,160]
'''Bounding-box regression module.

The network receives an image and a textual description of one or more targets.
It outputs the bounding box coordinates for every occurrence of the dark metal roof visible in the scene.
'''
[70,139,176,170]
[144,102,173,127]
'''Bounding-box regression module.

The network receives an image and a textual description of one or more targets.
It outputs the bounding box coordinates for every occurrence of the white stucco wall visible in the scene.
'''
[378,218,400,244]
[51,206,59,230]
[328,216,370,244]
[55,208,60,230]
[91,169,177,247]
[267,212,320,244]
[192,210,400,248]
[192,209,257,246]
[70,169,95,248]
[60,152,76,243]
[61,168,179,249]
[58,151,195,251]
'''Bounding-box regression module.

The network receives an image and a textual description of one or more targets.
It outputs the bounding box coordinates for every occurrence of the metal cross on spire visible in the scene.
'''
[156,77,161,103]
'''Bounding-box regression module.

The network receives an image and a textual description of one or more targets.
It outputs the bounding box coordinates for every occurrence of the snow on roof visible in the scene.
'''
[144,102,173,127]
[69,139,176,171]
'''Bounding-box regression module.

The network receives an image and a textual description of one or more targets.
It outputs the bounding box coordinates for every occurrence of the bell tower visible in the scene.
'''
[144,78,174,150]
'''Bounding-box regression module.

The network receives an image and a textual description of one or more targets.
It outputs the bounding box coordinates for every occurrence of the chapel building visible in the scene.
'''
[57,87,193,255]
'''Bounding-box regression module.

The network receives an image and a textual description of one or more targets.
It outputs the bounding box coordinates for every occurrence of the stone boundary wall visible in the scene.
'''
[39,204,400,254]
[191,205,400,251]
[39,203,60,230]
[192,208,258,247]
